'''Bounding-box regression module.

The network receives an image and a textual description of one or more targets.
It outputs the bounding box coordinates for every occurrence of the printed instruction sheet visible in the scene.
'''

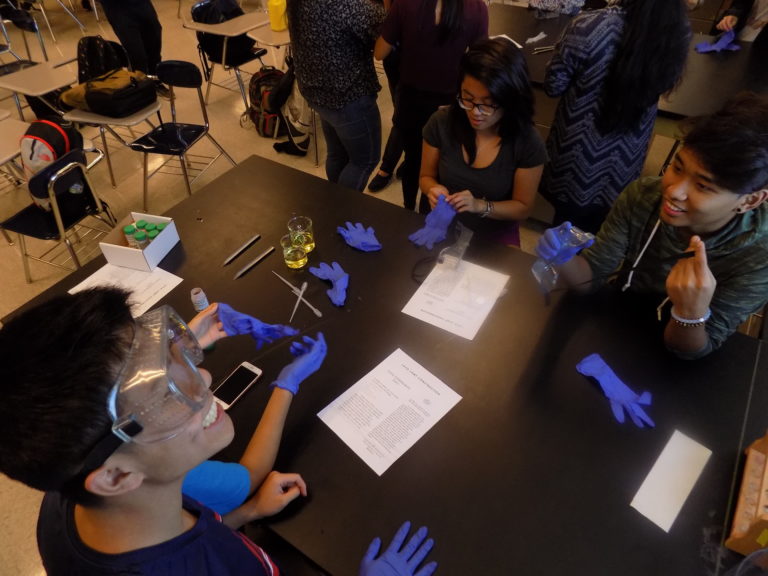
[318,348,462,476]
[69,264,182,317]
[402,260,509,340]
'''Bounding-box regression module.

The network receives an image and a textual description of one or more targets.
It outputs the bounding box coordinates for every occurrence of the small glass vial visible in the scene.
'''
[135,219,148,231]
[156,222,167,233]
[145,222,157,234]
[123,224,138,248]
[147,229,159,243]
[190,287,209,312]
[133,230,149,249]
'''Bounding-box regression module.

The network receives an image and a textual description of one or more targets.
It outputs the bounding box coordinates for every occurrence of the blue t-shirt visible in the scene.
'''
[183,460,251,515]
[37,492,279,576]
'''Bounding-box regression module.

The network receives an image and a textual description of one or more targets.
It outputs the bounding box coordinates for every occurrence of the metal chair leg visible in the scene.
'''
[17,234,32,283]
[142,152,150,211]
[1,228,14,246]
[35,0,57,43]
[64,236,81,268]
[205,134,236,166]
[234,67,249,116]
[204,63,215,104]
[99,126,116,187]
[179,153,193,197]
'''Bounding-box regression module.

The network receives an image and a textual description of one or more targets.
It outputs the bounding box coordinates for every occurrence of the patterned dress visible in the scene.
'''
[540,6,657,233]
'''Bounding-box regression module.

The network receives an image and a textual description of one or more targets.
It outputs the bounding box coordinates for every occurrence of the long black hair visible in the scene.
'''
[435,0,465,43]
[598,0,690,133]
[449,37,535,164]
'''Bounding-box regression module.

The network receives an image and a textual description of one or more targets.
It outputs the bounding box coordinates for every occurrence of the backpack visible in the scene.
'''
[191,0,256,67]
[20,119,84,210]
[77,35,127,82]
[60,69,158,117]
[249,66,287,138]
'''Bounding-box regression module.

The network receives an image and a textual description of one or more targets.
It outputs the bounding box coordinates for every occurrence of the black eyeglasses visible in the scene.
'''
[456,96,499,117]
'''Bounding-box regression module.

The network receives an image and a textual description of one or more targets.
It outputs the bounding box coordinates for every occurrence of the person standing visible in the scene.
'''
[716,0,768,43]
[288,0,385,192]
[375,0,488,212]
[539,0,690,234]
[99,0,162,76]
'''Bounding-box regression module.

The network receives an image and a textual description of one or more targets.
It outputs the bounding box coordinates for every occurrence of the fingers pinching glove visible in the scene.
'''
[338,222,382,252]
[408,195,457,250]
[576,353,654,428]
[271,332,327,395]
[309,261,349,307]
[217,303,298,349]
[534,221,595,265]
[359,521,437,576]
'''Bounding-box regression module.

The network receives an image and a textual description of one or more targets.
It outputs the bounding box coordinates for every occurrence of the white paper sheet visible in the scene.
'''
[401,260,509,340]
[68,264,183,317]
[318,348,462,476]
[631,430,712,532]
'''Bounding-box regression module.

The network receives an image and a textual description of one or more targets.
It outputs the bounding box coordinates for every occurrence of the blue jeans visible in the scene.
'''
[314,93,381,192]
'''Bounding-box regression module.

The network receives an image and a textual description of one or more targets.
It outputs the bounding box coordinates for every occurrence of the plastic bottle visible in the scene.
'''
[134,230,149,249]
[190,287,209,312]
[268,0,287,31]
[123,224,138,248]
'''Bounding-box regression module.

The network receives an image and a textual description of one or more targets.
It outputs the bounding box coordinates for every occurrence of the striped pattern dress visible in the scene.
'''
[540,6,657,232]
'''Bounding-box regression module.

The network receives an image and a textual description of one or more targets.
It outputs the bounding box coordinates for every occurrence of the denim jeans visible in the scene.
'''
[314,93,381,192]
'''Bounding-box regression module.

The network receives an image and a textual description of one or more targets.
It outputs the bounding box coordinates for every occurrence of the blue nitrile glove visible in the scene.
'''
[695,30,740,53]
[534,221,595,265]
[309,261,349,307]
[359,521,437,576]
[217,303,298,350]
[337,222,382,252]
[271,332,327,395]
[408,195,456,250]
[576,353,654,428]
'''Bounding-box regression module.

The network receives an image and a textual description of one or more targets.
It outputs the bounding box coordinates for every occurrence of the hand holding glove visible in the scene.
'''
[408,195,456,250]
[359,521,437,576]
[577,353,654,428]
[534,221,595,265]
[271,332,327,395]
[218,303,298,349]
[309,261,349,307]
[338,222,382,252]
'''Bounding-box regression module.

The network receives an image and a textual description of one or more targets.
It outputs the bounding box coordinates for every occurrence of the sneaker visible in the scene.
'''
[368,171,392,192]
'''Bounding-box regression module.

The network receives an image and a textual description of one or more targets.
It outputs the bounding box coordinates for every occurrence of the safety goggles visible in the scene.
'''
[108,305,210,444]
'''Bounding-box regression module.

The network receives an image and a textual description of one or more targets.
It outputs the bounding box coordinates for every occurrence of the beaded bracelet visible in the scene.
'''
[670,306,711,328]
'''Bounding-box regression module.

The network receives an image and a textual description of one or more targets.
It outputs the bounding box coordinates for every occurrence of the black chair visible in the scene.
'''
[128,60,236,211]
[0,2,47,61]
[0,149,116,282]
[190,0,268,121]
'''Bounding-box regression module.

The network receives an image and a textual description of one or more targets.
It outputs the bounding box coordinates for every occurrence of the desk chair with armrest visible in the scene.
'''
[0,148,116,282]
[128,60,236,211]
[187,0,269,123]
[0,3,47,61]
[63,37,162,187]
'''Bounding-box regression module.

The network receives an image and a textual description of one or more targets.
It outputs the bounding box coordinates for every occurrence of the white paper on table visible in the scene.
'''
[630,430,712,532]
[68,264,183,317]
[318,348,461,476]
[401,259,509,340]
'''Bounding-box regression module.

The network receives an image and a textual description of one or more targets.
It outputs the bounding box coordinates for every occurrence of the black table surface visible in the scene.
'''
[10,156,764,575]
[489,3,571,87]
[660,33,768,118]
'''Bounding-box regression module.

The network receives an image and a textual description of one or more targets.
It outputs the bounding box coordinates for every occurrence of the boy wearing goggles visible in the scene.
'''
[0,288,437,575]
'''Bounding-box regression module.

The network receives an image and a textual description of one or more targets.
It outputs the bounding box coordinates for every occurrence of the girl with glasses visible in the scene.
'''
[420,37,547,246]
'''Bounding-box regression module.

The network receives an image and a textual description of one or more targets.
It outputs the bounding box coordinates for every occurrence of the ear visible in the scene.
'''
[84,459,145,497]
[736,190,768,213]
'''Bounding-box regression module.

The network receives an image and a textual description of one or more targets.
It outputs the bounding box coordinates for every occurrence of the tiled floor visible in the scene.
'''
[0,2,676,573]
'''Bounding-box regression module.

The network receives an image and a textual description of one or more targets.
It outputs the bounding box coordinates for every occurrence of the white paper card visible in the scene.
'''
[401,260,509,340]
[68,264,183,317]
[318,348,461,476]
[631,430,712,532]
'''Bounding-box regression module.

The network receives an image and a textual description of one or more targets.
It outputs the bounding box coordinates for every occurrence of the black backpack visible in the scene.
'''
[191,0,256,67]
[77,35,128,82]
[248,66,287,138]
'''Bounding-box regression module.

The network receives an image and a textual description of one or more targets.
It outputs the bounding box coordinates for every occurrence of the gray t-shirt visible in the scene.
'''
[422,107,547,240]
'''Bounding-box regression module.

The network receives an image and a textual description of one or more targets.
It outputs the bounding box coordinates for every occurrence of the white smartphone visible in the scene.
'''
[212,361,262,410]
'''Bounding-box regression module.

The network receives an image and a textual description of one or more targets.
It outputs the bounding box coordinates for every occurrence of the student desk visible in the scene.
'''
[8,156,764,575]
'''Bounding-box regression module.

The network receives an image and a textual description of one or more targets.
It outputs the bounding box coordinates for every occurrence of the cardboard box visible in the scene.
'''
[99,212,180,271]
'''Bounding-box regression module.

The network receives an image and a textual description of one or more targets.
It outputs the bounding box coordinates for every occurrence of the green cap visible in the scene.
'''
[145,222,157,232]
[156,222,167,231]
[123,224,136,235]
[135,220,147,229]
[134,230,148,242]
[148,229,159,240]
